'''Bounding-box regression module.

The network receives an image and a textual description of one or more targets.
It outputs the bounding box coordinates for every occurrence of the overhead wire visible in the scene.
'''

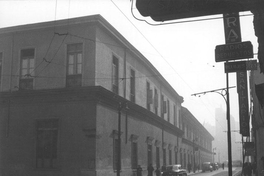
[31,0,69,78]
[129,0,256,128]
[112,0,224,126]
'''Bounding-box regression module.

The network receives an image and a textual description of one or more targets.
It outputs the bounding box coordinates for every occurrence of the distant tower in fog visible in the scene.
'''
[214,107,228,163]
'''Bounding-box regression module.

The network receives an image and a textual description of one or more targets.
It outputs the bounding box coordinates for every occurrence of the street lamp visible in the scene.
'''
[192,86,236,176]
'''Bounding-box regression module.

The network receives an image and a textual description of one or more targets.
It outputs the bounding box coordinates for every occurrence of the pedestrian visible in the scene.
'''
[155,166,161,176]
[244,162,249,176]
[252,162,256,175]
[248,163,253,176]
[147,163,154,176]
[222,162,225,170]
[188,163,191,173]
[137,165,143,176]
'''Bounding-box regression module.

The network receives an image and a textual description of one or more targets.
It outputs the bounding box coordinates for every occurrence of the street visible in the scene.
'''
[188,167,242,176]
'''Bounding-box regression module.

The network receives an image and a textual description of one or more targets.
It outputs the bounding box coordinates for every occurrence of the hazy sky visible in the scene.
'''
[0,0,258,127]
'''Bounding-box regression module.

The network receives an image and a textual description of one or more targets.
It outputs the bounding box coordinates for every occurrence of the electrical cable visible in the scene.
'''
[36,34,68,77]
[112,0,225,127]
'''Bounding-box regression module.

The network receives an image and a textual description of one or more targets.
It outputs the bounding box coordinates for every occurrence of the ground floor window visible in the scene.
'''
[148,144,152,165]
[169,149,172,165]
[36,119,58,169]
[184,153,186,168]
[113,138,119,171]
[180,153,182,166]
[163,148,166,166]
[156,147,160,168]
[131,141,138,169]
[175,151,178,164]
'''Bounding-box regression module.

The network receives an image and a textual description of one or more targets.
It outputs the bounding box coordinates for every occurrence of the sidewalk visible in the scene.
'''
[187,167,242,176]
[187,170,202,175]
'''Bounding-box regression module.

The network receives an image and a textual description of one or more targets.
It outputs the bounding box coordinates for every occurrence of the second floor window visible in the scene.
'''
[154,88,158,115]
[173,105,177,126]
[167,100,170,122]
[0,52,2,88]
[130,69,135,103]
[112,56,119,94]
[66,43,83,87]
[20,48,35,90]
[146,81,153,110]
[161,95,167,118]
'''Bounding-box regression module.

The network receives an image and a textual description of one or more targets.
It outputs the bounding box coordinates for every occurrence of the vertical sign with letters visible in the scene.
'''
[223,13,241,44]
[237,71,250,136]
[224,13,250,136]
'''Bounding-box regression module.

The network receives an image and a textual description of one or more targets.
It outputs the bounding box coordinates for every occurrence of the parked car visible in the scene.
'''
[162,164,187,176]
[202,162,213,172]
[214,163,219,170]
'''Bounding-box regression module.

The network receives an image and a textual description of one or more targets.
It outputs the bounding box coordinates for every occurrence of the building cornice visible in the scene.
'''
[0,86,184,137]
[0,14,183,104]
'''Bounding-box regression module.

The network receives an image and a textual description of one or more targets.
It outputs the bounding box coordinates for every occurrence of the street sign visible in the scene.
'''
[135,0,264,21]
[224,60,258,73]
[215,41,253,62]
[237,71,250,136]
[223,13,241,44]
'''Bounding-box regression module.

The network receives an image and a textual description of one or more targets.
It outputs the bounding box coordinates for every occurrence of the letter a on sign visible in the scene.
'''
[223,13,242,44]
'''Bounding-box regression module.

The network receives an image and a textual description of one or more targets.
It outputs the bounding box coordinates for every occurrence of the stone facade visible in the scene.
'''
[0,15,213,176]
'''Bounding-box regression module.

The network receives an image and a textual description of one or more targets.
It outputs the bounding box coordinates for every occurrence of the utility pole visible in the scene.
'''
[226,74,233,176]
[192,86,235,176]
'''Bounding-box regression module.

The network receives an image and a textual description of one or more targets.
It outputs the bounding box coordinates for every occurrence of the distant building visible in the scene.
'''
[0,15,213,176]
[181,107,214,169]
[214,107,240,163]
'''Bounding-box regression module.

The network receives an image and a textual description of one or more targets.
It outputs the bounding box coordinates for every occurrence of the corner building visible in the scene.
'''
[0,15,213,176]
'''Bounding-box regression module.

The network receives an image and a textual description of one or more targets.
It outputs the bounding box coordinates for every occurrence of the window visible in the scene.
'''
[156,147,160,168]
[180,153,182,166]
[130,69,135,103]
[147,144,152,165]
[113,138,118,171]
[20,48,35,90]
[146,81,153,110]
[0,52,2,88]
[173,105,177,126]
[163,148,166,166]
[112,56,119,94]
[66,43,82,87]
[184,153,186,168]
[154,88,158,115]
[169,149,172,165]
[131,141,138,169]
[167,100,170,122]
[161,95,166,118]
[175,150,178,164]
[36,119,59,169]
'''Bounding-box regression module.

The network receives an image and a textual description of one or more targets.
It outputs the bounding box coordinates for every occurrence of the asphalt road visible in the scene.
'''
[188,167,242,176]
